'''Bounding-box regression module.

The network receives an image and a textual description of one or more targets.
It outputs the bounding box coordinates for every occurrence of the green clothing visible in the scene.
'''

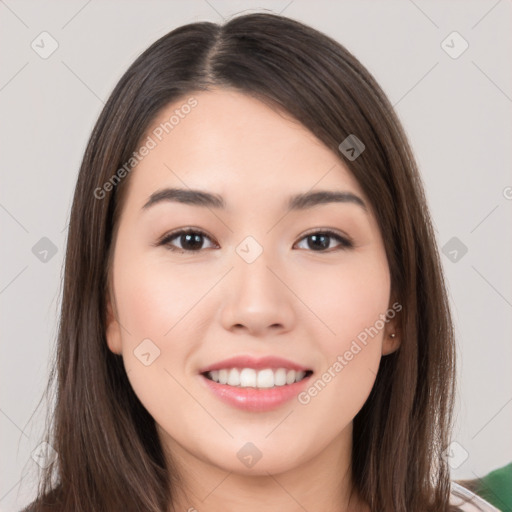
[475,463,512,512]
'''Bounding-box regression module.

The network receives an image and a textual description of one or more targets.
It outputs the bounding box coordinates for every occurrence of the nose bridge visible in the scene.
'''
[219,234,294,333]
[233,235,281,303]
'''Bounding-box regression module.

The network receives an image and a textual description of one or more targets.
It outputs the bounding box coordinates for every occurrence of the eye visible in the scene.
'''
[157,228,217,253]
[156,228,353,254]
[294,229,353,252]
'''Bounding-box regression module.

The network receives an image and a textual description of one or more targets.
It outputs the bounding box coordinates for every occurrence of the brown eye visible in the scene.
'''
[158,229,216,253]
[295,230,353,252]
[157,228,353,254]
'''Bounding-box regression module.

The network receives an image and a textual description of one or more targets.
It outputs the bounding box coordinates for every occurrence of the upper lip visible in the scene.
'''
[198,355,312,374]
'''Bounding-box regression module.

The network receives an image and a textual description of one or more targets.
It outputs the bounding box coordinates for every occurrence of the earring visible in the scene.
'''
[389,333,396,338]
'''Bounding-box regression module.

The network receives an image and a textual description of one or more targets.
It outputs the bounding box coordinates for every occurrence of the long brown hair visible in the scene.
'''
[25,12,460,511]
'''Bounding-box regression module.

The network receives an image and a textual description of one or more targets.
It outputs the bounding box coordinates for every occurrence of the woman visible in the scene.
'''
[23,12,498,512]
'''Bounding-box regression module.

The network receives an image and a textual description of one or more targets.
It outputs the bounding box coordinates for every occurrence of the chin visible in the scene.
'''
[202,436,310,476]
[216,454,302,477]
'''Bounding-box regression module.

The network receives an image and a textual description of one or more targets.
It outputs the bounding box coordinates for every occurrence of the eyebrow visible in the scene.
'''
[141,187,367,213]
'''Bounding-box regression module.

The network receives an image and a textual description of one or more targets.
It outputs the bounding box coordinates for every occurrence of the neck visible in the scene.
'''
[160,423,368,512]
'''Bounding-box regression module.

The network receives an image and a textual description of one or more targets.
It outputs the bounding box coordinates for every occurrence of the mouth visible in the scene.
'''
[201,368,313,389]
[198,355,314,412]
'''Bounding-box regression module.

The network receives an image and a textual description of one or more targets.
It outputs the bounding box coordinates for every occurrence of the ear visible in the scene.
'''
[381,305,401,356]
[382,327,400,355]
[105,292,123,355]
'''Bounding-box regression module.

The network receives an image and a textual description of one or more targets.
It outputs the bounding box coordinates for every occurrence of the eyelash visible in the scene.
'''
[156,228,354,254]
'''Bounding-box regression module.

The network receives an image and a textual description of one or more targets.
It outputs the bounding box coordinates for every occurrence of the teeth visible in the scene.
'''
[206,368,309,388]
[240,368,256,387]
[227,368,240,386]
[218,369,228,384]
[257,369,274,388]
[274,368,287,386]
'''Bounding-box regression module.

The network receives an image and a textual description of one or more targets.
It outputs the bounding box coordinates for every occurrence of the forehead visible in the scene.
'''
[123,89,366,212]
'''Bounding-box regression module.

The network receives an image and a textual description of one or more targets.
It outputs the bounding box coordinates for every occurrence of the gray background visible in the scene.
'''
[1,1,511,510]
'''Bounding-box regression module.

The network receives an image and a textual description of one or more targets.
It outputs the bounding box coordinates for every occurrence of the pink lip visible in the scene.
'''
[200,373,313,412]
[198,355,311,373]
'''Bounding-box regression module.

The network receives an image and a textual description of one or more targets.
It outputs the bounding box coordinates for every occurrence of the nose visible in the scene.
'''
[219,249,295,337]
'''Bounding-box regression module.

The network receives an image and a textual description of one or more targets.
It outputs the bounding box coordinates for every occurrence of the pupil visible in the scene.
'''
[182,233,203,250]
[309,234,329,250]
[177,233,332,251]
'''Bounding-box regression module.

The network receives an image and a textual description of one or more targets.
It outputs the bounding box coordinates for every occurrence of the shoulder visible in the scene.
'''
[450,481,502,511]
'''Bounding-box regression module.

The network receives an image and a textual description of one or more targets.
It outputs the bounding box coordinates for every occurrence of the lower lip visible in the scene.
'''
[200,374,312,412]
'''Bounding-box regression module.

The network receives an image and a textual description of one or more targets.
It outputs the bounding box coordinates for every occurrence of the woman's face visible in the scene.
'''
[106,89,399,476]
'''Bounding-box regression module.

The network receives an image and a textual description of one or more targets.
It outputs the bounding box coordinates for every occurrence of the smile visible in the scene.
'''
[198,355,314,412]
[203,368,312,388]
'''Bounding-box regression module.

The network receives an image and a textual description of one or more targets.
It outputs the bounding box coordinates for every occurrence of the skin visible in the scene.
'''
[105,88,400,512]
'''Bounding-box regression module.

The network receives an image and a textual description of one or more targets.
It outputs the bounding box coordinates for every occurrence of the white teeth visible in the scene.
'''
[256,369,274,388]
[206,367,310,388]
[218,369,228,384]
[239,368,257,387]
[227,368,240,386]
[274,368,287,386]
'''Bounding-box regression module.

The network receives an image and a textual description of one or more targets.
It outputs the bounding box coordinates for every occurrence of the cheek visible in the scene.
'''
[295,252,390,417]
[114,252,210,343]
[111,256,206,437]
[111,249,207,396]
[304,251,391,352]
